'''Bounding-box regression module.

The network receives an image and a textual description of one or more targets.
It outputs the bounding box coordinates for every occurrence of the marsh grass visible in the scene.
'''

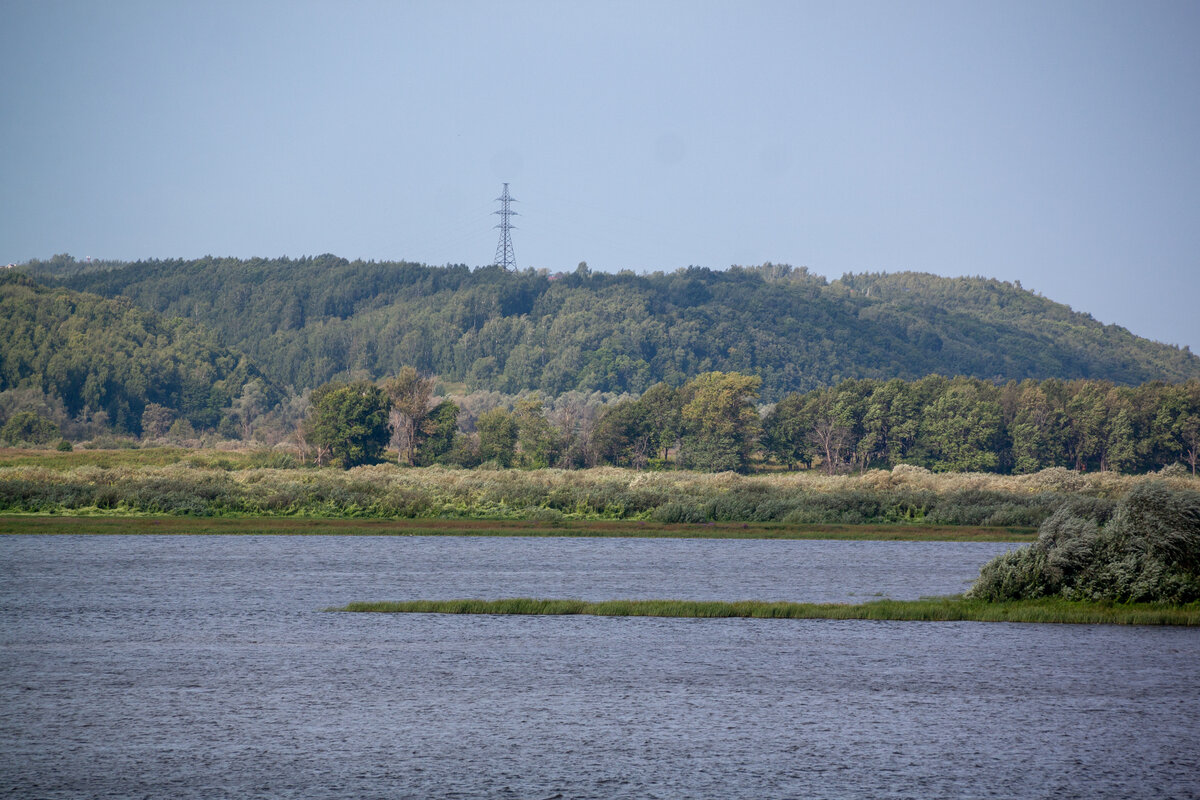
[1,450,1193,526]
[333,596,1200,625]
[0,515,1035,541]
[0,446,193,469]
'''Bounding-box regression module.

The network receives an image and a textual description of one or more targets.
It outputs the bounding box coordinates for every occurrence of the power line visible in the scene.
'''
[493,183,518,270]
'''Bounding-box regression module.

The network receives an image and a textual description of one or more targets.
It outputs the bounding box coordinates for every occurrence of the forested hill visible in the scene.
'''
[0,273,272,432]
[24,255,1200,400]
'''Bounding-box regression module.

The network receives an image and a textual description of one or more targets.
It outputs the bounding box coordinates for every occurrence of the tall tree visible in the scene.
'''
[862,378,922,467]
[1009,380,1068,473]
[1158,381,1200,475]
[231,379,269,441]
[807,389,854,475]
[414,400,460,466]
[1063,380,1110,471]
[383,367,435,465]
[594,398,656,469]
[0,411,60,445]
[920,378,1003,472]
[515,396,562,469]
[762,392,816,470]
[1103,400,1138,474]
[140,403,175,439]
[476,407,519,468]
[305,380,391,468]
[678,372,762,472]
[638,382,683,462]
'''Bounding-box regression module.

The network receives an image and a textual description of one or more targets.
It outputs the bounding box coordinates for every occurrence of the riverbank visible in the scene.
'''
[333,596,1200,626]
[5,447,1191,527]
[0,514,1034,541]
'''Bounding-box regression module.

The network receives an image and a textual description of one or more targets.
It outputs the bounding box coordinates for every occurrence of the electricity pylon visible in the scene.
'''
[493,183,517,270]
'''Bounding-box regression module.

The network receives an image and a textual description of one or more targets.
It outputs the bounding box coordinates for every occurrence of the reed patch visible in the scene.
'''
[332,596,1200,626]
[2,451,1191,526]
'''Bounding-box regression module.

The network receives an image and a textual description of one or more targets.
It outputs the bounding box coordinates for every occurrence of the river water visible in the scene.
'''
[2,535,1198,799]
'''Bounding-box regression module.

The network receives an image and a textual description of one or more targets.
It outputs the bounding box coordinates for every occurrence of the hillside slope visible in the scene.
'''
[0,272,271,433]
[24,255,1200,400]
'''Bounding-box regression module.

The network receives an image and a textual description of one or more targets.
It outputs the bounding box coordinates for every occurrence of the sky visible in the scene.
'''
[2,0,1198,350]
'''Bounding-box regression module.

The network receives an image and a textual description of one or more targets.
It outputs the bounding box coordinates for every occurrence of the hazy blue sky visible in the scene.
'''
[3,0,1198,350]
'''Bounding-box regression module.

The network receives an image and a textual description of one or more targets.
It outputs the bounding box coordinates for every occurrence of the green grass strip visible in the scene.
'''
[0,515,1035,541]
[332,596,1200,626]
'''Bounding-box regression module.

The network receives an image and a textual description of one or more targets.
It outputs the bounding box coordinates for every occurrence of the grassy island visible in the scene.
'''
[332,596,1200,626]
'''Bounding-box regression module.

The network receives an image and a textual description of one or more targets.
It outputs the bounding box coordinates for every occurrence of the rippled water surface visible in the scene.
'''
[2,534,1199,799]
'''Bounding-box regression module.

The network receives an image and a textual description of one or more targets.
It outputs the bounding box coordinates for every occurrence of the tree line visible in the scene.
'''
[762,375,1200,476]
[299,370,1200,476]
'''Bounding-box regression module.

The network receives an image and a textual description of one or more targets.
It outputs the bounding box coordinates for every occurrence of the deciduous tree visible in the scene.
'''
[678,372,761,472]
[477,407,519,468]
[414,400,459,465]
[305,381,391,468]
[383,367,435,465]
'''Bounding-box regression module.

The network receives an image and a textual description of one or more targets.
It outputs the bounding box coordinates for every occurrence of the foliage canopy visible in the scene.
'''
[25,256,1200,400]
[305,381,391,468]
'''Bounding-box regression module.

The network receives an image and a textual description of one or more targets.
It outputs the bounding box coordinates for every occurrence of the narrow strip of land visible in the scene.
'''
[0,515,1035,541]
[332,597,1200,626]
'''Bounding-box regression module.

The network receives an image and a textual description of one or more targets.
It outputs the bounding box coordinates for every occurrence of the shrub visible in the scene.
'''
[1159,463,1189,479]
[244,450,299,469]
[167,418,197,443]
[1,412,60,446]
[527,506,565,523]
[651,501,707,524]
[969,482,1200,604]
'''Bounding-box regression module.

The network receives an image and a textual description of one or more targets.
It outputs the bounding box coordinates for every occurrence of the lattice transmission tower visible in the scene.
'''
[493,183,518,270]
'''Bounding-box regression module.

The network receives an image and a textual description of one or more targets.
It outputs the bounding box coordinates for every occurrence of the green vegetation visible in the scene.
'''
[331,596,1200,626]
[476,406,520,467]
[0,448,1190,526]
[291,371,1199,475]
[0,273,272,435]
[0,514,1033,541]
[761,375,1200,476]
[6,264,1200,477]
[303,380,391,467]
[7,262,1200,476]
[0,446,251,469]
[26,256,1200,399]
[1,411,60,445]
[970,481,1200,603]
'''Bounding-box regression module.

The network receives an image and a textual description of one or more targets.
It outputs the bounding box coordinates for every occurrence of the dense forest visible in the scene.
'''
[0,273,273,437]
[4,257,1198,476]
[24,254,1200,399]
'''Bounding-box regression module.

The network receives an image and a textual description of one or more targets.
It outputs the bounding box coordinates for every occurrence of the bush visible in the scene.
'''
[81,435,140,450]
[243,450,299,469]
[1,412,60,446]
[0,455,1178,530]
[651,501,708,524]
[969,482,1200,604]
[527,506,565,523]
[167,418,197,443]
[1159,463,1189,479]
